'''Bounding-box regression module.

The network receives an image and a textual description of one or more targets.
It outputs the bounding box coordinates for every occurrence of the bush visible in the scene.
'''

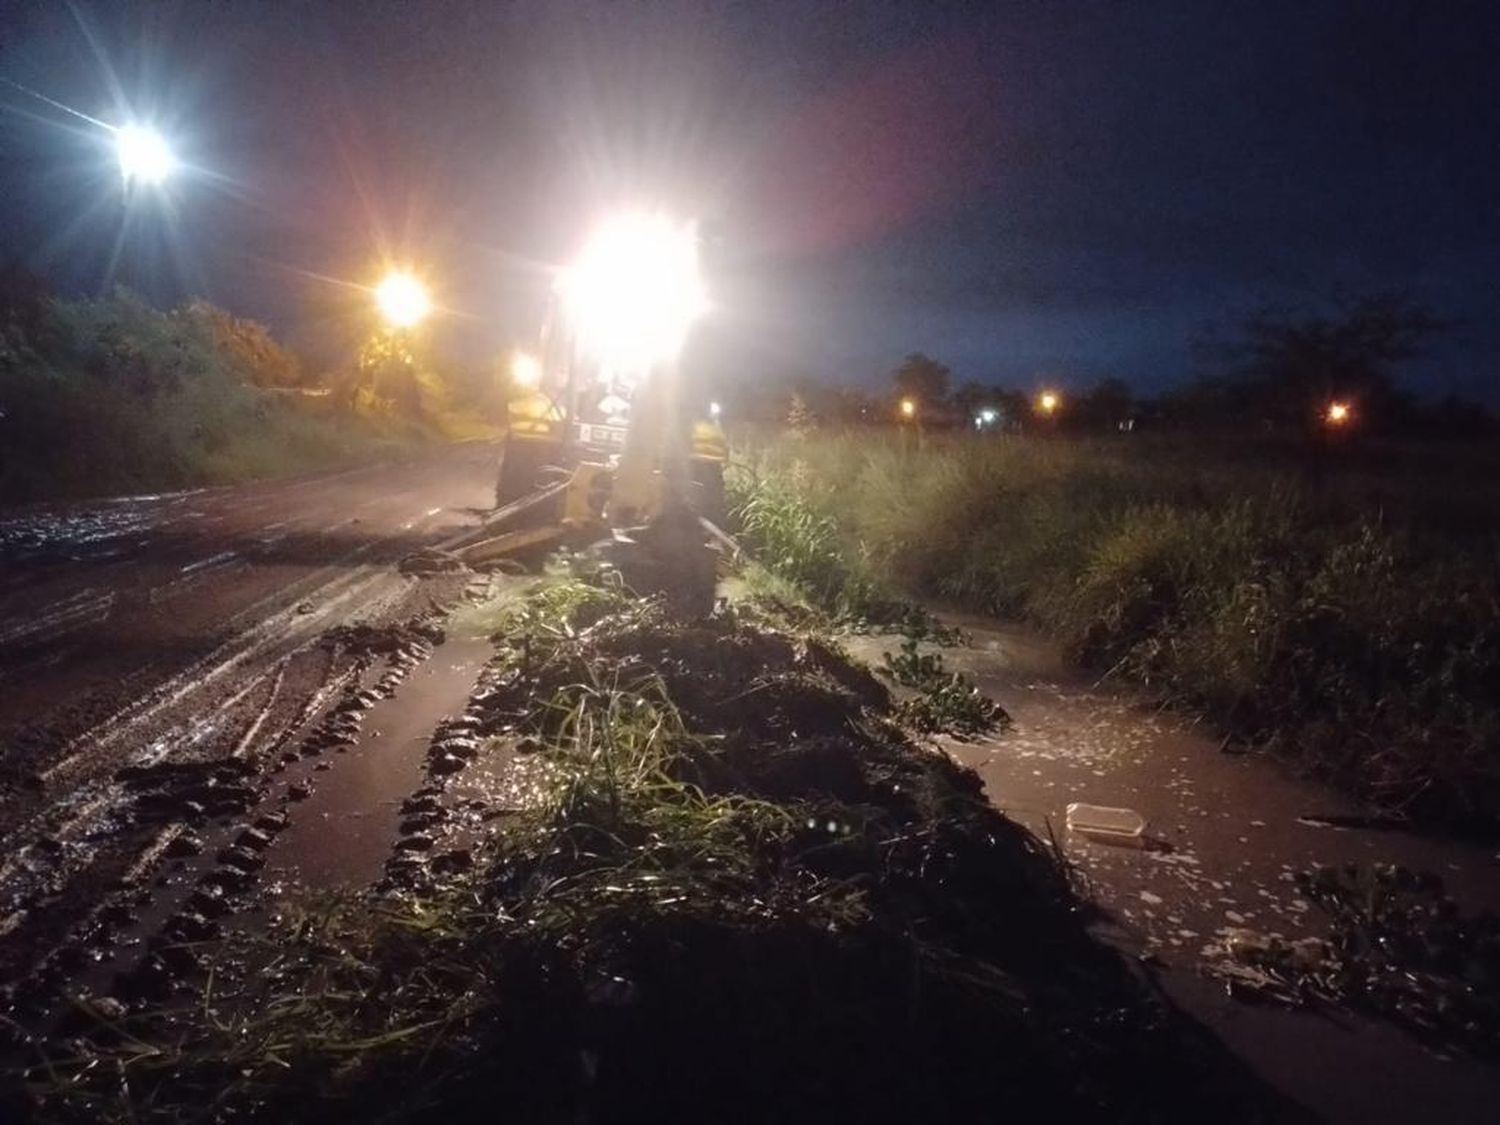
[732,431,1500,830]
[0,290,415,504]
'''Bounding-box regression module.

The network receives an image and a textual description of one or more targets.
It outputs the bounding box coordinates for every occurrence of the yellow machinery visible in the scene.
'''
[461,212,727,611]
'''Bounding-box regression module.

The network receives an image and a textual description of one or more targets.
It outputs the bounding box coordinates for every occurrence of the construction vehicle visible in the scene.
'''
[460,213,728,612]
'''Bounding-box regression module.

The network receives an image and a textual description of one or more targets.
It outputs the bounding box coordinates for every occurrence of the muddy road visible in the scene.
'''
[0,443,505,992]
[6,452,1499,1121]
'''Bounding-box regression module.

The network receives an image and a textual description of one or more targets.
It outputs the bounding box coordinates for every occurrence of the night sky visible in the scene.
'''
[1,0,1496,399]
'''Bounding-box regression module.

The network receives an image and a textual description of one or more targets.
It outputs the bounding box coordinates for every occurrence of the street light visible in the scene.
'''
[511,350,542,390]
[115,124,177,186]
[899,397,917,421]
[375,271,431,330]
[1036,390,1060,416]
[1325,401,1351,427]
[708,401,722,420]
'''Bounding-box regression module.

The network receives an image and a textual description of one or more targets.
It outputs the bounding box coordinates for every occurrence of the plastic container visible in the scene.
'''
[1065,802,1147,847]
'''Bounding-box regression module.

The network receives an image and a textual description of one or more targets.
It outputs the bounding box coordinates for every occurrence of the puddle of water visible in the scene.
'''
[267,635,493,889]
[875,612,1500,1122]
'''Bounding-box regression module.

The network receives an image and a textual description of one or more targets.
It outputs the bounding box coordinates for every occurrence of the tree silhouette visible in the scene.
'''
[1207,295,1451,429]
[892,352,951,408]
[1078,377,1135,429]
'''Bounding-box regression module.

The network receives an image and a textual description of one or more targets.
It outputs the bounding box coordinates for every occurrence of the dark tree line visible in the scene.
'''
[724,295,1493,439]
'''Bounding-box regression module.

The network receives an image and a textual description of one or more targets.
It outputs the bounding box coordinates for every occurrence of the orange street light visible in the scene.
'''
[899,396,917,421]
[1036,390,1061,416]
[1325,401,1351,427]
[375,271,432,330]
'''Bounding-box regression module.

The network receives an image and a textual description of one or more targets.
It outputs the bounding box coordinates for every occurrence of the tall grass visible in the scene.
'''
[729,431,1500,830]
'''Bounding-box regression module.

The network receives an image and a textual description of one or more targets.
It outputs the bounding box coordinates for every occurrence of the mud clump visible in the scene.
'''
[396,601,1291,1119]
[124,763,262,824]
[397,548,469,577]
[164,832,204,859]
[323,619,444,657]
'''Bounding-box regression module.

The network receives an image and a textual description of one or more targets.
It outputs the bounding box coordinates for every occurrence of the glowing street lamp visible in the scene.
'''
[558,211,707,375]
[1036,390,1061,416]
[115,124,177,186]
[899,397,917,421]
[1325,401,1351,427]
[375,271,431,330]
[511,350,542,390]
[708,401,722,420]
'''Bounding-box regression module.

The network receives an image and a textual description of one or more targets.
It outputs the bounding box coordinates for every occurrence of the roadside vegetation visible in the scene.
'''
[0,272,491,505]
[10,569,1291,1122]
[1216,862,1500,1059]
[730,432,1500,832]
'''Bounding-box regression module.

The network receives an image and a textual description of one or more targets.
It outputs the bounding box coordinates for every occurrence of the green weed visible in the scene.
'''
[1222,863,1500,1060]
[733,431,1500,829]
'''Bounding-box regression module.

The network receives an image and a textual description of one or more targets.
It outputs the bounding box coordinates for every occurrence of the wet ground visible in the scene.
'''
[0,443,507,997]
[849,616,1500,1124]
[5,449,1499,1121]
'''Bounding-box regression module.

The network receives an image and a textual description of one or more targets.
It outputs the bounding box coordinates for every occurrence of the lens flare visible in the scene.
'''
[511,350,543,389]
[558,212,707,374]
[115,125,177,185]
[375,272,431,329]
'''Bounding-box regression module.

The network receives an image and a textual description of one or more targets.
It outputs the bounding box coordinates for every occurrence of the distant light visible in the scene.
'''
[708,400,722,420]
[1037,391,1060,415]
[1326,401,1351,426]
[559,211,707,374]
[375,272,431,329]
[899,397,917,420]
[511,350,543,390]
[115,124,177,186]
[980,407,998,425]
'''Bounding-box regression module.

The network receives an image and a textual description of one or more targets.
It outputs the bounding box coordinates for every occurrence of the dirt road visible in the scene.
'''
[852,617,1500,1123]
[0,444,503,993]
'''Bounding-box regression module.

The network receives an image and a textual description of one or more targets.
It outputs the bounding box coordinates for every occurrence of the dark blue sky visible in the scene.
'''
[2,0,1496,398]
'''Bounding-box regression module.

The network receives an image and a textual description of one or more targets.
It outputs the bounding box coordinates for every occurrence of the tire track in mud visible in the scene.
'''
[0,486,464,787]
[0,589,117,648]
[0,446,500,1042]
[0,451,458,682]
[0,573,503,1040]
[0,555,459,970]
[0,451,498,999]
